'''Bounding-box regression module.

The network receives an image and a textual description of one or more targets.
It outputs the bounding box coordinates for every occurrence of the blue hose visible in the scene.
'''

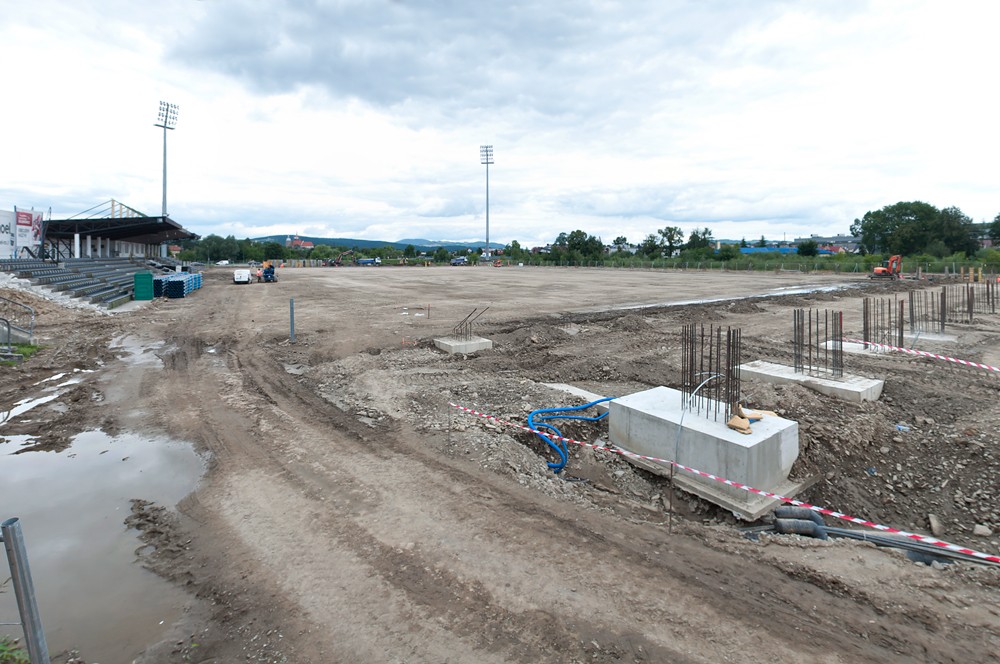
[527,397,616,473]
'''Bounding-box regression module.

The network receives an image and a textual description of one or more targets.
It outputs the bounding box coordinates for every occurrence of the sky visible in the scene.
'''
[1,1,997,248]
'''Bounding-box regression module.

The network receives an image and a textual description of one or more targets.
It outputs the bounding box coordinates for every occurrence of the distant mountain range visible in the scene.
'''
[251,235,504,252]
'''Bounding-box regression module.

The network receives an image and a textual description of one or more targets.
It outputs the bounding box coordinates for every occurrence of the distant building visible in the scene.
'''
[792,234,861,253]
[285,234,314,250]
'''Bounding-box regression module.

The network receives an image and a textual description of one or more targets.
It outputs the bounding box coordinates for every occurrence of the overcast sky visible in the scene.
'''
[1,1,997,248]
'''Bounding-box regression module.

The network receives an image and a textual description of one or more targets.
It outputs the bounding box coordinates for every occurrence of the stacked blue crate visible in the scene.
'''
[153,275,168,297]
[158,273,203,298]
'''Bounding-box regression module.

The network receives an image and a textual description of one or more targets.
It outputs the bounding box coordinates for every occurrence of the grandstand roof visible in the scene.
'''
[44,199,199,244]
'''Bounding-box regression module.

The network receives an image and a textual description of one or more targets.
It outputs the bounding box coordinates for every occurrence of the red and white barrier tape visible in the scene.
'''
[449,402,1000,565]
[843,338,1000,375]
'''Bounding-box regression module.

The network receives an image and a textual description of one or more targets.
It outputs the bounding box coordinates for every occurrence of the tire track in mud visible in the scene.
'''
[130,272,999,663]
[209,336,993,663]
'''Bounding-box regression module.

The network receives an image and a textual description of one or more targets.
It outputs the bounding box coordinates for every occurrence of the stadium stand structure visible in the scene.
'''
[1,199,199,308]
[2,258,155,309]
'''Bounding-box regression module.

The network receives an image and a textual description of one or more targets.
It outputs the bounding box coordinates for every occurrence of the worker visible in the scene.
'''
[256,267,263,283]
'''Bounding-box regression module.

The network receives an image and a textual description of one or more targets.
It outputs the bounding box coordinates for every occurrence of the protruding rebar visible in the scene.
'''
[452,307,489,341]
[792,309,843,378]
[862,296,904,350]
[680,324,741,422]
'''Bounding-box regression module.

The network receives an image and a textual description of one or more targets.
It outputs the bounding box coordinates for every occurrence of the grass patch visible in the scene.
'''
[0,344,41,366]
[0,636,29,664]
[12,344,41,359]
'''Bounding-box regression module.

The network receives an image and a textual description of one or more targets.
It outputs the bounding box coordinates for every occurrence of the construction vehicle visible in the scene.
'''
[326,250,353,267]
[262,260,278,283]
[356,256,381,266]
[870,255,901,280]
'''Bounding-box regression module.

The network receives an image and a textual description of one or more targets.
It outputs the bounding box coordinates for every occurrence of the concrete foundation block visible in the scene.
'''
[433,336,493,354]
[542,383,612,413]
[740,360,884,403]
[609,386,801,519]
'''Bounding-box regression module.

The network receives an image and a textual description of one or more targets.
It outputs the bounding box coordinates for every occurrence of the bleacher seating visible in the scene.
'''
[0,257,203,308]
[0,258,146,308]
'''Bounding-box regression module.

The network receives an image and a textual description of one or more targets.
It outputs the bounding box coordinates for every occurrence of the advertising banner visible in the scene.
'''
[0,210,14,260]
[14,209,42,256]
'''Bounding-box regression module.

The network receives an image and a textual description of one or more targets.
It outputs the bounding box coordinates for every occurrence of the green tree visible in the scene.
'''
[433,246,449,263]
[504,240,523,259]
[403,244,416,258]
[739,237,748,248]
[657,226,684,257]
[756,235,767,248]
[638,234,661,258]
[718,245,740,261]
[797,239,819,257]
[934,206,978,255]
[686,227,713,250]
[850,201,939,254]
[261,241,286,261]
[923,239,950,258]
[310,244,336,259]
[612,236,628,253]
[565,229,604,259]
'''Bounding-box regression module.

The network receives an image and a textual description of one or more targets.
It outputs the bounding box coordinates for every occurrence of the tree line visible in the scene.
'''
[178,199,998,265]
[849,201,986,257]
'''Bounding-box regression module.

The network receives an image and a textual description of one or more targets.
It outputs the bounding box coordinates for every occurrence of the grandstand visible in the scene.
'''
[0,200,199,309]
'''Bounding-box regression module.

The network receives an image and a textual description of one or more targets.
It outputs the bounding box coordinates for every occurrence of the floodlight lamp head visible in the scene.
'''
[157,100,179,128]
[480,144,494,165]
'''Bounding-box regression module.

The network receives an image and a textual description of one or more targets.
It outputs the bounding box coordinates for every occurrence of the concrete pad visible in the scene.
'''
[433,336,493,354]
[542,383,612,413]
[834,341,884,355]
[608,386,802,520]
[905,332,956,343]
[740,360,884,403]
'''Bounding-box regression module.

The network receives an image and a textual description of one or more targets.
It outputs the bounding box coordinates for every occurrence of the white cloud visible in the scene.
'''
[0,0,998,251]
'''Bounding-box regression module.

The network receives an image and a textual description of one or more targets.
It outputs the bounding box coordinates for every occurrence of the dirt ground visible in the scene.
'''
[3,265,1000,663]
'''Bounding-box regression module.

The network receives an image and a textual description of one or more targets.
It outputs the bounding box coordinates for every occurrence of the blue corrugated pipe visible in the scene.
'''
[527,397,616,473]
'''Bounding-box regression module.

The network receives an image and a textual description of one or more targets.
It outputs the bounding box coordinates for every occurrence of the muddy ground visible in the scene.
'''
[2,265,999,663]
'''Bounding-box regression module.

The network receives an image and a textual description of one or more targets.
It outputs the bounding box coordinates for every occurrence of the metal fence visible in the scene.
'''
[1,518,50,663]
[0,295,34,344]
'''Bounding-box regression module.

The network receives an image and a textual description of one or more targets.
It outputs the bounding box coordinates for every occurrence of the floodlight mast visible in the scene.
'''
[480,145,494,258]
[154,101,179,218]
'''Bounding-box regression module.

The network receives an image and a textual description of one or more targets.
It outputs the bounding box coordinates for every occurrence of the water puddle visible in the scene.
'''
[0,430,205,662]
[608,283,856,312]
[0,393,62,425]
[110,335,166,368]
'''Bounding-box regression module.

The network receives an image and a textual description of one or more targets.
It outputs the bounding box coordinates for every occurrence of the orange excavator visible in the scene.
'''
[870,255,902,280]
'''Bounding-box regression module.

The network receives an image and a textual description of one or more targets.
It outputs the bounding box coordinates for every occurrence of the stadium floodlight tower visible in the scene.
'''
[154,101,179,219]
[480,144,494,258]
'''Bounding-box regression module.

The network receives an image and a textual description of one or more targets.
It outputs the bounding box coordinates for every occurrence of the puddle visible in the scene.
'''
[0,393,62,425]
[0,430,205,662]
[110,335,166,368]
[33,369,92,388]
[607,283,856,312]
